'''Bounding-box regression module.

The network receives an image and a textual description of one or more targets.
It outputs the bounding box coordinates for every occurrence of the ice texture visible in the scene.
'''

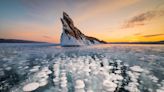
[0,43,164,92]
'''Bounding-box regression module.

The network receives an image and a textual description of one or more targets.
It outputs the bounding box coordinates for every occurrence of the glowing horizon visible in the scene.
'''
[0,0,164,43]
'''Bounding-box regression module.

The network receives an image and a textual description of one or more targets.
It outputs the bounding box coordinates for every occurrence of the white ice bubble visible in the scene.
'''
[23,82,39,92]
[130,66,143,73]
[61,76,67,80]
[75,89,85,92]
[39,79,48,87]
[115,75,123,81]
[157,89,164,92]
[33,65,40,69]
[5,67,12,70]
[29,68,39,72]
[61,83,67,88]
[116,60,122,64]
[148,75,159,83]
[102,80,117,92]
[75,80,85,89]
[45,70,52,75]
[37,72,49,79]
[86,90,94,92]
[115,70,121,74]
[53,78,59,82]
[125,82,140,92]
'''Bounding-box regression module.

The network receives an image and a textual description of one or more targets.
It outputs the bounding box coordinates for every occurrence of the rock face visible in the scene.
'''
[60,12,106,46]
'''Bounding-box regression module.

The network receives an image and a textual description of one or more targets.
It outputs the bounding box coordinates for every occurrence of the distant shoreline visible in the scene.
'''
[108,41,164,44]
[0,39,164,44]
[0,39,47,43]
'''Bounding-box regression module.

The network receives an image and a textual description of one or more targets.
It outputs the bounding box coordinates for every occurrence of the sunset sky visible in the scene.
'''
[0,0,164,43]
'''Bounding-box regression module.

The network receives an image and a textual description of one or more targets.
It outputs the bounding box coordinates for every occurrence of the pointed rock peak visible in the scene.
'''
[63,12,69,18]
[60,12,106,46]
[62,12,73,25]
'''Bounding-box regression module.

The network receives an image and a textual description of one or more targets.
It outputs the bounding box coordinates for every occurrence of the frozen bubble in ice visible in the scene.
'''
[105,87,116,92]
[61,80,67,84]
[33,65,40,69]
[29,66,40,72]
[60,76,67,87]
[53,64,59,69]
[75,80,85,89]
[61,83,67,88]
[43,75,49,79]
[157,89,164,92]
[130,66,143,73]
[103,80,117,92]
[99,67,105,72]
[23,82,39,92]
[148,88,153,92]
[75,89,85,92]
[131,78,138,82]
[92,70,99,75]
[39,79,48,87]
[102,58,109,67]
[29,68,39,72]
[148,75,159,83]
[115,70,121,74]
[116,60,122,64]
[107,66,113,70]
[90,65,97,70]
[53,78,59,83]
[83,67,91,72]
[125,82,139,92]
[61,72,66,77]
[45,70,52,75]
[124,63,129,67]
[5,67,12,71]
[37,72,46,77]
[61,70,66,73]
[86,90,94,92]
[60,76,67,81]
[24,66,29,69]
[103,80,117,88]
[42,67,49,71]
[133,72,140,76]
[115,75,123,80]
[143,69,150,74]
[37,72,49,79]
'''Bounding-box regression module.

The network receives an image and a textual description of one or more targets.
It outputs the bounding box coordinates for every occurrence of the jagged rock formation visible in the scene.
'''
[60,12,106,46]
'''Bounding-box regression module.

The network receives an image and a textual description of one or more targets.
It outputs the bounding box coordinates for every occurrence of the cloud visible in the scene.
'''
[43,35,52,39]
[122,10,164,28]
[142,34,164,37]
[134,33,142,36]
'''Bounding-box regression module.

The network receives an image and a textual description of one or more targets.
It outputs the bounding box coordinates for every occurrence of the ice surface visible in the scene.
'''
[0,43,164,92]
[130,66,144,73]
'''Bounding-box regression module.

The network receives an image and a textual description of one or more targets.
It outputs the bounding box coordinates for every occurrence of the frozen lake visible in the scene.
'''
[0,43,164,92]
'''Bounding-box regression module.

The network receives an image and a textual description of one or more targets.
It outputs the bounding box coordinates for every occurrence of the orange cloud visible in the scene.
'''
[122,10,164,28]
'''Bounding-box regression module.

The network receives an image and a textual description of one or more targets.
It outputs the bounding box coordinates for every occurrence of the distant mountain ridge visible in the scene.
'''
[60,12,106,46]
[0,39,46,43]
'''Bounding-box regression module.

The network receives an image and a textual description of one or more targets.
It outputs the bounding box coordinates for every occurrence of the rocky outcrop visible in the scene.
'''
[60,12,106,46]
